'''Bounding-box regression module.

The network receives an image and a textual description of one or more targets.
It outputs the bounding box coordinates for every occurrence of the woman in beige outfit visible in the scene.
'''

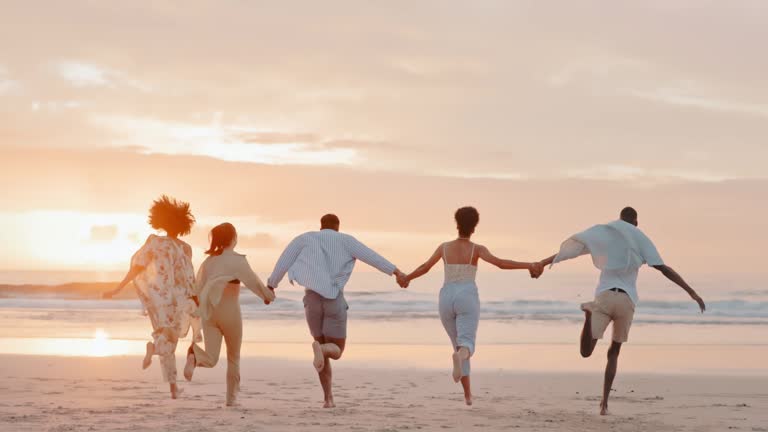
[183,222,275,405]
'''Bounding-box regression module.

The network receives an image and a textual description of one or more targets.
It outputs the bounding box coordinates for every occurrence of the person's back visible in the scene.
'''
[185,222,274,406]
[266,213,405,408]
[403,207,540,406]
[271,226,398,300]
[536,206,705,415]
[442,240,479,285]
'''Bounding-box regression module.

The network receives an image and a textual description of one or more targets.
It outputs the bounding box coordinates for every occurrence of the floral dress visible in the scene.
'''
[131,235,199,383]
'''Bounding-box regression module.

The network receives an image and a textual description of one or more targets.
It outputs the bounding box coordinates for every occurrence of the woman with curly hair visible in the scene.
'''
[402,206,543,406]
[103,195,199,399]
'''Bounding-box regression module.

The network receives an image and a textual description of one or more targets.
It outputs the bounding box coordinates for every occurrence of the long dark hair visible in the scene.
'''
[205,223,237,256]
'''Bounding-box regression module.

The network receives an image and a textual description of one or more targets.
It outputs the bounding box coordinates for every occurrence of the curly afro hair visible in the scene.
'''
[455,206,479,237]
[148,195,195,237]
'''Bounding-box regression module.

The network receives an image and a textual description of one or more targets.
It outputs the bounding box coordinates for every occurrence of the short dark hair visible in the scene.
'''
[620,206,638,223]
[320,214,340,230]
[455,206,479,237]
[148,195,195,237]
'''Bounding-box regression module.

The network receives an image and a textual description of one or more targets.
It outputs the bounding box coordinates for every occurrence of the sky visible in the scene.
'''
[1,1,766,279]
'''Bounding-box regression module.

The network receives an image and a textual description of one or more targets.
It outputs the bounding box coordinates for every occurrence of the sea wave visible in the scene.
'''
[1,291,766,325]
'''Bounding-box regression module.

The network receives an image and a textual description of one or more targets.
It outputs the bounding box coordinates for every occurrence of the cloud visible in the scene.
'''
[0,66,20,94]
[566,164,732,183]
[236,131,319,145]
[31,100,83,111]
[548,57,651,88]
[54,61,150,91]
[91,114,360,166]
[624,87,768,118]
[89,225,119,243]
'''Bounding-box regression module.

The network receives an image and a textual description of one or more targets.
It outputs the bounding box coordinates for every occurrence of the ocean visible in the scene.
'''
[1,270,766,374]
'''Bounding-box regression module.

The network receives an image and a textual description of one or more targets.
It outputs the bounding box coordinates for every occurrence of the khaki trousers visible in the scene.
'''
[192,287,242,402]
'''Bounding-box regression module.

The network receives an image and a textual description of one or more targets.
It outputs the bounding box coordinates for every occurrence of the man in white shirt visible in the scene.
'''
[537,207,705,415]
[267,214,408,408]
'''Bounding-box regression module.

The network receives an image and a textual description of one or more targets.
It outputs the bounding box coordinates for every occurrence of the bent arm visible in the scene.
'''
[479,246,535,270]
[653,264,705,313]
[405,246,442,282]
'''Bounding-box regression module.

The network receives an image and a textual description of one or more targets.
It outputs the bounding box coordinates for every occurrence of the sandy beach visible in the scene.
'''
[2,354,765,432]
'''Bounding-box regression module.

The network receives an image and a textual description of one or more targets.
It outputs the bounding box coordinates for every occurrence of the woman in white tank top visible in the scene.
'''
[403,207,542,406]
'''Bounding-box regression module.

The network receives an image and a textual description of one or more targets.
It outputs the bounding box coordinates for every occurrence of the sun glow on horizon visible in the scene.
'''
[91,328,110,357]
[0,332,140,357]
[0,211,151,270]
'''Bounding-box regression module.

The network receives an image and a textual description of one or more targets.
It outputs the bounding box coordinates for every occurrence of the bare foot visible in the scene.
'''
[142,342,154,370]
[323,399,336,409]
[312,341,325,372]
[580,302,594,315]
[183,353,195,381]
[451,352,463,383]
[170,384,183,400]
[600,401,609,416]
[226,399,240,407]
[465,395,473,406]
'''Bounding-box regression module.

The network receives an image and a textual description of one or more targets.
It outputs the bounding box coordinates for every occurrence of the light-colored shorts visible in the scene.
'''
[303,290,348,340]
[590,289,635,343]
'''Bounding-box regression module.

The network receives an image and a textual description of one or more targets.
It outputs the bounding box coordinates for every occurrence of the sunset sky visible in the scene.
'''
[1,1,766,276]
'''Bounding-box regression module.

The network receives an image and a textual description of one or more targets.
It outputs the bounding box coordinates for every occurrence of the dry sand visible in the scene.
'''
[2,354,766,431]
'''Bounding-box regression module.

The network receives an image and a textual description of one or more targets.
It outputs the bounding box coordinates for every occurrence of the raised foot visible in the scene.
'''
[580,302,594,315]
[323,399,336,409]
[183,353,195,382]
[142,342,154,370]
[451,352,463,383]
[312,341,325,373]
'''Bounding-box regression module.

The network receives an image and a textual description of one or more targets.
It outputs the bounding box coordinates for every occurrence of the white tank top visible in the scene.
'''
[442,243,478,284]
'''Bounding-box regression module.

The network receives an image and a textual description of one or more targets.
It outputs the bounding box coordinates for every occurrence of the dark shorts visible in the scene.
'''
[303,290,348,339]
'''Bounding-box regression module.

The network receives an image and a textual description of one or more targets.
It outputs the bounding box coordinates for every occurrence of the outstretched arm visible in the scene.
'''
[346,236,408,287]
[103,264,144,299]
[478,246,537,271]
[405,246,443,283]
[539,254,557,267]
[238,257,276,304]
[405,247,443,282]
[653,264,705,313]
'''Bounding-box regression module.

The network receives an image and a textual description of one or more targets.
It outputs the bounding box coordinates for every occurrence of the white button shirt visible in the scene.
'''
[267,229,397,299]
[552,220,664,305]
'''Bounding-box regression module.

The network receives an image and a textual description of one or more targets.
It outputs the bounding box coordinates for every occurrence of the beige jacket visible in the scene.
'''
[195,248,275,321]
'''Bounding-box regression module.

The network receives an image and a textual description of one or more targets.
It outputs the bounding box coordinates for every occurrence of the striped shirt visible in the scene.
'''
[267,229,397,299]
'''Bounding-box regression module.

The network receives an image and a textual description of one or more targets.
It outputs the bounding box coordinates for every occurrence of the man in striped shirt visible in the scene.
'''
[267,214,408,408]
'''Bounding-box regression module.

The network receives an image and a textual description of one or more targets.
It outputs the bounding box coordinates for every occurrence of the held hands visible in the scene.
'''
[528,261,545,279]
[264,286,276,305]
[394,270,410,289]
